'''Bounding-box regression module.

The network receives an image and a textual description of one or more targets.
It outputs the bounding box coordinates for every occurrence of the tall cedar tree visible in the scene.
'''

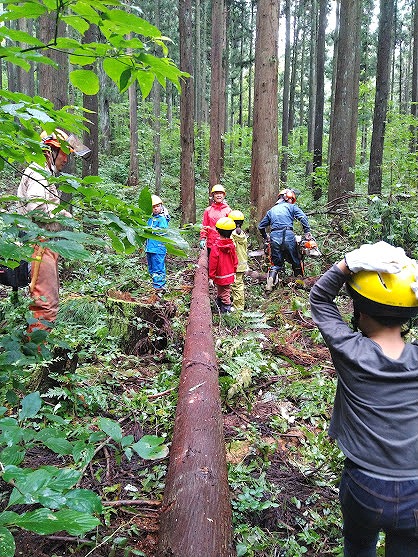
[368,0,395,195]
[179,0,196,224]
[250,0,280,226]
[209,0,227,188]
[328,0,361,204]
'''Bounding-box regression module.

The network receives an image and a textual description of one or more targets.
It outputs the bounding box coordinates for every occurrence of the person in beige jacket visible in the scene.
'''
[17,130,88,332]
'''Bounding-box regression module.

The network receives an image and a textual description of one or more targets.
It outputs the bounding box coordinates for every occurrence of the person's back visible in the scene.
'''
[309,241,418,557]
[208,217,238,313]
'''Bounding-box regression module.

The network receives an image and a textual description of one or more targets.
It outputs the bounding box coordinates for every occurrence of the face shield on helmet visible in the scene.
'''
[346,262,418,319]
[40,129,91,158]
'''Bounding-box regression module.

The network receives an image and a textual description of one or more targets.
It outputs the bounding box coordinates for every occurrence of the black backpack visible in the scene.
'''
[0,261,31,291]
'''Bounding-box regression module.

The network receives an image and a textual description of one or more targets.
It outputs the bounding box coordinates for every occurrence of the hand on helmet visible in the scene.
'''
[345,241,411,274]
[199,239,206,249]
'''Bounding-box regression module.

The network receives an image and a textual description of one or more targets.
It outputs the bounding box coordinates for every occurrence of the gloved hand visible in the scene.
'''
[208,279,214,287]
[345,241,411,274]
[199,239,206,249]
[304,231,313,240]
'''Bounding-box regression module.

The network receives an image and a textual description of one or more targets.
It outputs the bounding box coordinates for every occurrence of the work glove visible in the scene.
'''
[345,241,411,274]
[208,279,214,287]
[304,232,313,240]
[199,239,206,249]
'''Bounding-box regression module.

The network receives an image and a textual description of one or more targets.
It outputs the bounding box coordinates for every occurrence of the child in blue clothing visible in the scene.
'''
[146,195,169,297]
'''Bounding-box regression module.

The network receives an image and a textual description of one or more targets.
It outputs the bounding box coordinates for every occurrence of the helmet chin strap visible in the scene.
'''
[46,149,59,175]
[351,307,360,332]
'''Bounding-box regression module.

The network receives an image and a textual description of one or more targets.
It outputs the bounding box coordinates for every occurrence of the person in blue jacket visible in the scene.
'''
[146,195,169,297]
[258,188,312,291]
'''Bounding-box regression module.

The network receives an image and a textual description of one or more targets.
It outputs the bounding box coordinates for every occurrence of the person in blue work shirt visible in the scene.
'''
[309,241,418,557]
[145,195,169,297]
[258,188,312,291]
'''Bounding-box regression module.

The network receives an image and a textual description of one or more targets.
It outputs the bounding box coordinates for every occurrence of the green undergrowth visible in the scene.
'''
[2,207,418,555]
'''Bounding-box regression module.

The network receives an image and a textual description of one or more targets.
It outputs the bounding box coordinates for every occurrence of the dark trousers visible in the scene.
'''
[339,462,418,557]
[270,230,303,276]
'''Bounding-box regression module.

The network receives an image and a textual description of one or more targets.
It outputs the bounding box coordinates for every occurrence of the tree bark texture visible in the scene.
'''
[328,0,361,203]
[368,0,394,195]
[209,0,227,188]
[410,0,418,153]
[312,0,327,200]
[250,0,280,227]
[158,250,235,557]
[38,17,68,108]
[179,0,196,224]
[82,25,99,178]
[280,0,291,185]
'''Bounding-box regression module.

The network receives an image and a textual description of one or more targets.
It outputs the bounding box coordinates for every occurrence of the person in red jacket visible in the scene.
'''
[209,217,238,313]
[199,184,231,255]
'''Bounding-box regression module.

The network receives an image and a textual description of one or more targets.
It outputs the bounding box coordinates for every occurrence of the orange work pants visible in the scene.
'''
[28,245,59,332]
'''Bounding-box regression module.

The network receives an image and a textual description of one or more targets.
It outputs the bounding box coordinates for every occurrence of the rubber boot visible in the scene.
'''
[220,303,232,314]
[266,269,278,292]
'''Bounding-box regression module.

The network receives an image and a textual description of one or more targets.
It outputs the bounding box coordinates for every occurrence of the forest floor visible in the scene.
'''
[7,252,347,557]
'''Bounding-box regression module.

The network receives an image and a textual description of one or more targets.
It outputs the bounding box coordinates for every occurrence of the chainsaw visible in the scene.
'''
[296,235,322,257]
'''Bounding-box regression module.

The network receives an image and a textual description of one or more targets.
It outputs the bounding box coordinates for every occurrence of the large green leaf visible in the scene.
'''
[98,417,122,443]
[13,508,100,535]
[65,489,103,514]
[0,447,25,466]
[19,392,42,420]
[42,239,91,260]
[70,70,100,95]
[0,526,15,557]
[131,435,169,460]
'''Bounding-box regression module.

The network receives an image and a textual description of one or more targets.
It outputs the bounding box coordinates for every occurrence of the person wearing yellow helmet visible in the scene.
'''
[199,184,231,253]
[145,194,170,299]
[309,241,418,557]
[229,210,248,311]
[258,188,311,290]
[208,217,238,313]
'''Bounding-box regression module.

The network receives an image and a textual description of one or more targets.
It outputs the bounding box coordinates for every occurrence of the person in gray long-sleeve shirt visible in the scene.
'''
[309,242,418,557]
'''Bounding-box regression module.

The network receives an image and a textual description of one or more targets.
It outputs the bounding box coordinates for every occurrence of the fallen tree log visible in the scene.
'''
[158,250,235,557]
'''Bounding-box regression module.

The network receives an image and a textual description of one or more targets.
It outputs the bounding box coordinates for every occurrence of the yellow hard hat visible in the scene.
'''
[216,217,236,231]
[151,195,163,206]
[228,210,244,222]
[347,261,418,318]
[211,184,226,194]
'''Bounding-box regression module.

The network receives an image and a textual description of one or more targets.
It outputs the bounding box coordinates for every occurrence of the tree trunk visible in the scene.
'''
[209,0,227,187]
[368,0,395,195]
[410,0,418,153]
[179,0,196,224]
[127,80,139,187]
[250,0,280,228]
[153,82,162,195]
[328,0,361,204]
[280,0,291,185]
[312,0,327,200]
[306,0,317,177]
[38,17,68,108]
[82,26,99,178]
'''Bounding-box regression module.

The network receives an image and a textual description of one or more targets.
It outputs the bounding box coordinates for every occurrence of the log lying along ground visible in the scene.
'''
[158,250,235,557]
